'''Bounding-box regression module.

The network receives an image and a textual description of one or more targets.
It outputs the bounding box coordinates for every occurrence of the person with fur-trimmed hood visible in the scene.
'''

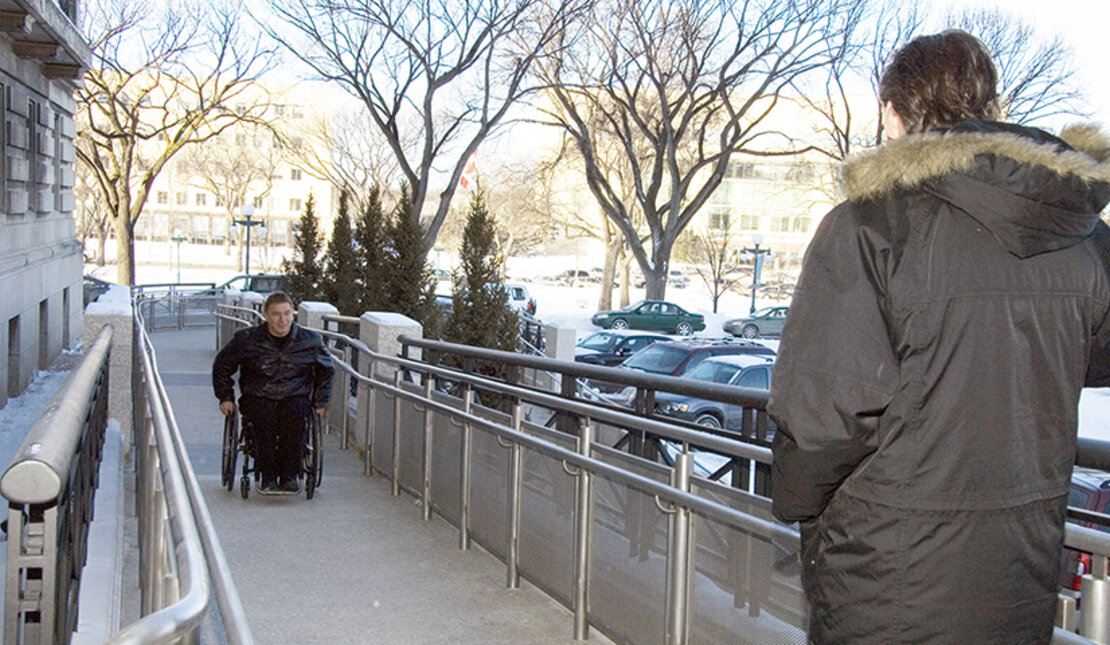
[769,30,1110,643]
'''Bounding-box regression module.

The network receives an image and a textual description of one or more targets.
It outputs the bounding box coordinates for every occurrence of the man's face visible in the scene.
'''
[264,301,295,337]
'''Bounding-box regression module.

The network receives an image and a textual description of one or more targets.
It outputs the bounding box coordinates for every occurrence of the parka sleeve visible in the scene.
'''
[212,332,243,403]
[1087,221,1110,387]
[311,339,335,407]
[768,202,900,523]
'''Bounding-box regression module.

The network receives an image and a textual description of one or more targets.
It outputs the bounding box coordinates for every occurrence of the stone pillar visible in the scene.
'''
[543,322,577,393]
[353,312,422,455]
[83,285,135,464]
[296,301,338,331]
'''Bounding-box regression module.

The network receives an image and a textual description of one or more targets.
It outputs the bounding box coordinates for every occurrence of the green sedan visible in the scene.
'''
[591,300,705,335]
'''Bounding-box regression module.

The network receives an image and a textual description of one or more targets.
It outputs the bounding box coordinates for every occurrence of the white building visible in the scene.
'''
[0,0,89,407]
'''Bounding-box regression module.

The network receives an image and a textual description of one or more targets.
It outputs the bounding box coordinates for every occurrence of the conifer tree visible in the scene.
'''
[444,188,520,353]
[321,190,361,315]
[354,184,387,313]
[383,184,439,332]
[282,192,323,303]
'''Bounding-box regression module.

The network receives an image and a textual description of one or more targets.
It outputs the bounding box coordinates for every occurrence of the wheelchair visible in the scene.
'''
[221,405,324,500]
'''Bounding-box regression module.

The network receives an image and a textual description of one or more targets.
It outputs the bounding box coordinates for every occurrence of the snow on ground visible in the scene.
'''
[0,360,78,471]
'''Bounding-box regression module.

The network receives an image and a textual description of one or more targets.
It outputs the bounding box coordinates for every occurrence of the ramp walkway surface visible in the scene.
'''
[152,327,612,645]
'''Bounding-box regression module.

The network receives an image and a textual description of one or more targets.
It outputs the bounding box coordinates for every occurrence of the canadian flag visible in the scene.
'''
[459,152,478,189]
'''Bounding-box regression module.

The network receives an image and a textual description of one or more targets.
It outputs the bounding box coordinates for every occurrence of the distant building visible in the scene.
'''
[131,82,337,275]
[0,0,90,407]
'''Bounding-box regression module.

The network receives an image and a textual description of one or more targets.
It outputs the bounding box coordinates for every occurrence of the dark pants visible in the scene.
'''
[240,395,309,479]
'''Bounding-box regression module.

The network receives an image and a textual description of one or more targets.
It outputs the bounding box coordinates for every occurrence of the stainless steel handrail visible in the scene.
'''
[1,325,113,644]
[109,307,254,643]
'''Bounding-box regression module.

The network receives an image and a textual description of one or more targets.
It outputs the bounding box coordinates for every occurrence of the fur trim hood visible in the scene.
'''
[839,120,1110,258]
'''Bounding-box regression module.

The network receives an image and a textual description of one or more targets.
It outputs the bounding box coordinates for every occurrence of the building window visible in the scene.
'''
[290,198,302,211]
[771,216,790,232]
[709,211,730,230]
[157,191,168,204]
[290,168,302,181]
[252,196,263,209]
[793,217,811,233]
[739,214,760,230]
[175,192,187,205]
[195,193,206,206]
[235,133,247,146]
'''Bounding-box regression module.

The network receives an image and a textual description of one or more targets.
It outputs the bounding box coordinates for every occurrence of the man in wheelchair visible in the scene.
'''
[212,291,334,494]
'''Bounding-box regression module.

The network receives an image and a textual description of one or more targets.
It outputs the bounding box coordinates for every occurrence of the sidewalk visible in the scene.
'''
[153,327,610,644]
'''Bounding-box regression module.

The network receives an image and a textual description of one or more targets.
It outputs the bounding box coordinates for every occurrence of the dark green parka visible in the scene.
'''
[769,120,1110,644]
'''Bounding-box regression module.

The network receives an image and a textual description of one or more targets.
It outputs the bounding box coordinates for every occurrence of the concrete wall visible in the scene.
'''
[0,0,89,408]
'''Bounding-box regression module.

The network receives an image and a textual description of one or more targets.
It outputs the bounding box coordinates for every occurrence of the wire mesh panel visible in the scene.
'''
[517,422,578,606]
[429,390,464,524]
[469,407,511,560]
[589,445,672,645]
[689,478,806,645]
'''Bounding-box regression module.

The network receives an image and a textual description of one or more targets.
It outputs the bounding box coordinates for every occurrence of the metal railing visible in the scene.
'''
[216,304,1110,644]
[108,307,254,643]
[134,284,221,332]
[1,325,113,644]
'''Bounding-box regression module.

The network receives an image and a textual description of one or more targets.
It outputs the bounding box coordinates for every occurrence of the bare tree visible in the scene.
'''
[538,0,864,299]
[289,104,403,212]
[74,0,276,284]
[805,1,1084,183]
[677,218,741,314]
[264,0,589,253]
[73,160,111,266]
[948,8,1085,125]
[176,124,283,269]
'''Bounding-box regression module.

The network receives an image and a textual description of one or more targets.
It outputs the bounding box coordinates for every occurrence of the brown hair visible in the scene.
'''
[263,291,294,313]
[879,30,1000,135]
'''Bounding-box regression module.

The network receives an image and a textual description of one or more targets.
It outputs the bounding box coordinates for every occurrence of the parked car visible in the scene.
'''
[495,283,537,315]
[653,354,775,429]
[591,300,705,335]
[83,275,115,306]
[588,338,775,394]
[575,330,671,366]
[215,273,286,294]
[556,269,590,286]
[724,306,789,338]
[1062,466,1110,591]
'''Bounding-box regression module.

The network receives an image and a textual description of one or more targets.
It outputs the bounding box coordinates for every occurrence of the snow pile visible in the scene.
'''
[0,368,72,472]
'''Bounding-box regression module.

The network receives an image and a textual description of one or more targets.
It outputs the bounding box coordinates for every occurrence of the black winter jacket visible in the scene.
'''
[769,120,1110,644]
[212,322,334,407]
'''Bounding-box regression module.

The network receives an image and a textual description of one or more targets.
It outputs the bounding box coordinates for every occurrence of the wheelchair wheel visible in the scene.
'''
[221,411,239,491]
[304,413,324,499]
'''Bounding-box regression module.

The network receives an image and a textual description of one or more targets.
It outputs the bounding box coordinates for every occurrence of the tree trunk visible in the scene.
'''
[112,212,136,285]
[598,238,621,311]
[96,226,107,267]
[619,256,631,308]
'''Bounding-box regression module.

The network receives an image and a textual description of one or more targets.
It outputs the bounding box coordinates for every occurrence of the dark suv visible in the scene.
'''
[587,338,775,394]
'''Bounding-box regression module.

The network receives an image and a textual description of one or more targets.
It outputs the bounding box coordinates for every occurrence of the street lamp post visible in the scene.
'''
[229,204,266,275]
[170,230,186,284]
[743,233,771,314]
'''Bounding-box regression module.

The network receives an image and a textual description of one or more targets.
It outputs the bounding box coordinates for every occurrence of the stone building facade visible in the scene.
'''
[0,0,90,407]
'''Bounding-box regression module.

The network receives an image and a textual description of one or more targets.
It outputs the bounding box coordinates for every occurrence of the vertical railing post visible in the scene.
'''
[422,375,434,521]
[363,356,376,477]
[392,371,402,497]
[459,383,473,551]
[507,401,524,589]
[573,417,593,640]
[665,449,693,645]
[341,346,352,450]
[1082,554,1110,641]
